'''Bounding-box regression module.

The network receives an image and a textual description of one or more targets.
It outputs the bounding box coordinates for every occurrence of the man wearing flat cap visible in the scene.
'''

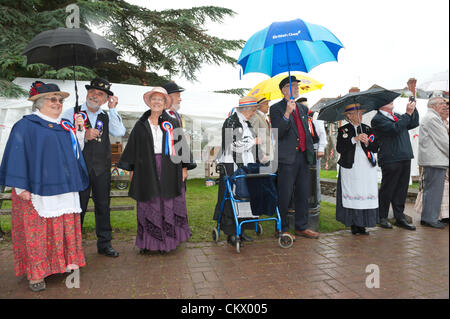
[62,77,126,257]
[269,75,319,240]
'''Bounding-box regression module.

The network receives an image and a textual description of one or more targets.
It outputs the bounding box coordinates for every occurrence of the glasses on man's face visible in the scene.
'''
[45,97,64,104]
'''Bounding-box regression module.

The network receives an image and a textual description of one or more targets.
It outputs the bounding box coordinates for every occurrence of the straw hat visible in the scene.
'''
[143,87,170,107]
[28,81,69,101]
[237,96,258,110]
[343,103,366,113]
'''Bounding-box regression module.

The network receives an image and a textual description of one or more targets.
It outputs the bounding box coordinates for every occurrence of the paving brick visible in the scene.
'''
[0,206,447,299]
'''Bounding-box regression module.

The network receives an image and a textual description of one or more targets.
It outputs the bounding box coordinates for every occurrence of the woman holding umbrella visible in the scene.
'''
[0,81,89,291]
[335,104,380,235]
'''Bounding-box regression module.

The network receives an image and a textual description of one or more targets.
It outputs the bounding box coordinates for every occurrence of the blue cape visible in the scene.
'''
[0,114,89,196]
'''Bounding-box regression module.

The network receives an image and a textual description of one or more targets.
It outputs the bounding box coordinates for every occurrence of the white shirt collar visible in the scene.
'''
[379,109,395,120]
[34,110,61,124]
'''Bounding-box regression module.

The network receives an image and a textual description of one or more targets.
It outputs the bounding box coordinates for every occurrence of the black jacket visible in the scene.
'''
[269,99,315,165]
[118,110,190,202]
[336,123,379,169]
[220,112,258,167]
[370,109,419,167]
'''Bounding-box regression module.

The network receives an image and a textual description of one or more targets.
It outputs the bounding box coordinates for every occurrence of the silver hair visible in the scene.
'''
[32,96,45,112]
[428,96,444,108]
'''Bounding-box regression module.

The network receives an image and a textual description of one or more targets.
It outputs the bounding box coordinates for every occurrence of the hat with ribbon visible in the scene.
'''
[237,96,258,110]
[85,77,114,96]
[143,87,170,107]
[343,103,366,113]
[28,81,70,101]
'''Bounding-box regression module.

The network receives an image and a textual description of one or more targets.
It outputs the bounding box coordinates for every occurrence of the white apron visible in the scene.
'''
[340,126,378,210]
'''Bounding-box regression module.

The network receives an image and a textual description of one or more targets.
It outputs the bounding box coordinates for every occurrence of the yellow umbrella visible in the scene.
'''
[247,73,323,101]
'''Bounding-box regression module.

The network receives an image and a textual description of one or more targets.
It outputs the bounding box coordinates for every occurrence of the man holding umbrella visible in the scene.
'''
[270,75,319,240]
[62,77,126,257]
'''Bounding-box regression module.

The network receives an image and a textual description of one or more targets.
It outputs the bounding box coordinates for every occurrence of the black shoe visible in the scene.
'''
[351,225,370,235]
[395,218,416,231]
[240,232,254,242]
[357,226,370,235]
[440,218,449,224]
[379,218,393,229]
[421,220,446,229]
[139,248,150,255]
[98,246,119,257]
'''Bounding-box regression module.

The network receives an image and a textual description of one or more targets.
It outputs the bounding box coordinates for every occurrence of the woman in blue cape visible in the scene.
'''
[0,81,89,292]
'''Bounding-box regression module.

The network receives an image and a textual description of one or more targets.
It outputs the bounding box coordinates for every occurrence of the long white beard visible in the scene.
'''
[172,104,181,111]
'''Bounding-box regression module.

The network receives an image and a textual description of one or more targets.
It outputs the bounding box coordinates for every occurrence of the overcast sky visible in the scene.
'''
[125,0,449,105]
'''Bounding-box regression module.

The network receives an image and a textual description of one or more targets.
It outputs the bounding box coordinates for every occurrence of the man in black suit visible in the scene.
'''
[371,99,419,230]
[270,76,319,240]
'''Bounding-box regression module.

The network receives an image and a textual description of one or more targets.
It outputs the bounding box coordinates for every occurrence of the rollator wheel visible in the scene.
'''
[256,223,263,236]
[236,240,241,253]
[212,228,219,242]
[279,233,294,249]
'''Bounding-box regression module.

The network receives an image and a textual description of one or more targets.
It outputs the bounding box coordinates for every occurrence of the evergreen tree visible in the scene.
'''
[0,0,244,97]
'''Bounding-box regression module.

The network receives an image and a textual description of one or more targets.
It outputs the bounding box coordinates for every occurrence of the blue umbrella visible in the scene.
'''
[237,18,343,98]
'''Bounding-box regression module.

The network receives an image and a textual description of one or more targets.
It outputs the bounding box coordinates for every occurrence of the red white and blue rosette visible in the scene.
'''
[74,111,88,128]
[61,120,79,159]
[161,121,176,156]
[368,134,375,143]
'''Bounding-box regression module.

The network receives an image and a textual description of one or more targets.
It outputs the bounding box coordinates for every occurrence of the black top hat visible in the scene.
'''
[279,76,300,90]
[85,77,114,96]
[162,82,184,94]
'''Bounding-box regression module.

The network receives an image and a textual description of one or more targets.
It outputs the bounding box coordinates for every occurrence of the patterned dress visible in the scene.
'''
[135,154,191,252]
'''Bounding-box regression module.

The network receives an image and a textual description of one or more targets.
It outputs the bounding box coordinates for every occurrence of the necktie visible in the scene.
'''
[169,110,175,116]
[389,111,398,122]
[245,120,256,136]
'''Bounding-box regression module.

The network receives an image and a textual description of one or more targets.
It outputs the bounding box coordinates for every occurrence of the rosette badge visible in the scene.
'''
[161,121,176,156]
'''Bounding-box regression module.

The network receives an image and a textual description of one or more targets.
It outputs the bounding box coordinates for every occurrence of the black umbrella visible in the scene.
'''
[317,87,400,122]
[22,27,120,114]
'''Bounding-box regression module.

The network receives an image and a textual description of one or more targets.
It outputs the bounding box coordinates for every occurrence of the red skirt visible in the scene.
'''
[11,190,86,281]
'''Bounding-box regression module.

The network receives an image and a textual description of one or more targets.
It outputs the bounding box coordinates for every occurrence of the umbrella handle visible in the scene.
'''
[285,42,293,100]
[72,46,82,132]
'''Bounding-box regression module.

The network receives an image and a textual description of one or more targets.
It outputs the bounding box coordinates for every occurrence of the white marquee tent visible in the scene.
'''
[1,77,433,180]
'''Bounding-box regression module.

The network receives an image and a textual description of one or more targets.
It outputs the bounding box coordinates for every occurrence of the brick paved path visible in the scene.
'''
[0,220,448,299]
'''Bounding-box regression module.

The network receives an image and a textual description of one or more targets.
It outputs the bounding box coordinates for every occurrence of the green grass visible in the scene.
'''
[0,179,346,243]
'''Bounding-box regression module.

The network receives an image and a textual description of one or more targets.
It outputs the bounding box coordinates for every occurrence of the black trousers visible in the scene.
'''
[378,160,411,220]
[277,151,310,232]
[79,169,113,250]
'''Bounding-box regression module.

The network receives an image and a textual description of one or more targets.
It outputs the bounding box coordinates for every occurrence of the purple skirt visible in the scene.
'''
[135,154,191,252]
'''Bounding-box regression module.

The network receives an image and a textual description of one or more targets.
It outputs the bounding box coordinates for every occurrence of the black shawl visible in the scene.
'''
[118,109,189,201]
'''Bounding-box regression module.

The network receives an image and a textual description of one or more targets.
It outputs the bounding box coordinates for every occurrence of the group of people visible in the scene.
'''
[0,78,194,292]
[0,74,448,293]
[335,89,449,234]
